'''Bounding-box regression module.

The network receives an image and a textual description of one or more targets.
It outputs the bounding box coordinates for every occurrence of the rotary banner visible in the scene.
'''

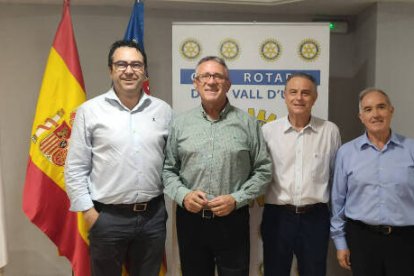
[22,0,89,275]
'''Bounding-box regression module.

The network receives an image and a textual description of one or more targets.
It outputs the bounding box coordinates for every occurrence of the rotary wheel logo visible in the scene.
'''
[180,39,201,60]
[260,39,282,61]
[219,39,240,61]
[298,39,320,61]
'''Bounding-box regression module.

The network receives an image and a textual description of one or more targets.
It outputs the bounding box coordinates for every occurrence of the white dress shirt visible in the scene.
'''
[262,116,341,206]
[65,88,172,211]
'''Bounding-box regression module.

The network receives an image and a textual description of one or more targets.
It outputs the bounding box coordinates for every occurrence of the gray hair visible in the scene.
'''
[195,56,229,75]
[285,72,318,93]
[358,87,392,111]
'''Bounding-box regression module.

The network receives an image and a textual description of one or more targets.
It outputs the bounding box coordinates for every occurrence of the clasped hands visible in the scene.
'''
[183,190,236,217]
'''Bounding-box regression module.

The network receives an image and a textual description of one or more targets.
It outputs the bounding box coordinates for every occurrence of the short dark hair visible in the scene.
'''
[285,72,317,93]
[108,40,147,73]
[195,56,229,76]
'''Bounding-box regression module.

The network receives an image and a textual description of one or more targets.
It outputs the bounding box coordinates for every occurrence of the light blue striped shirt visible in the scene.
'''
[65,88,172,211]
[330,132,414,250]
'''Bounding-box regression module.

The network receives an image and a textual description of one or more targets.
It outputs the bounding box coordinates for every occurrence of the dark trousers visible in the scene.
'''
[88,196,167,276]
[176,206,250,276]
[346,219,414,276]
[261,203,330,276]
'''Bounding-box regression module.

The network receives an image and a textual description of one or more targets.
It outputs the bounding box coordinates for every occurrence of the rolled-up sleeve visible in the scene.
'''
[64,106,93,212]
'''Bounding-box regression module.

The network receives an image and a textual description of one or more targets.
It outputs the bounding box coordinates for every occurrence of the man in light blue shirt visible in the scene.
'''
[331,88,414,276]
[65,40,172,276]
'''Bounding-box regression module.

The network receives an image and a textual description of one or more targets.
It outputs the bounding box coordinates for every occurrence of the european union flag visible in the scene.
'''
[124,0,145,51]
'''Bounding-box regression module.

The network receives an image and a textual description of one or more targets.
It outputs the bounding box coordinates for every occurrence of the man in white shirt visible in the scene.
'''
[65,40,172,276]
[261,73,341,276]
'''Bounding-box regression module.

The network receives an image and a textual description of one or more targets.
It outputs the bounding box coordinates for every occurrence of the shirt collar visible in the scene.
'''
[283,115,317,133]
[358,130,401,150]
[104,88,119,102]
[105,88,150,112]
[199,99,231,121]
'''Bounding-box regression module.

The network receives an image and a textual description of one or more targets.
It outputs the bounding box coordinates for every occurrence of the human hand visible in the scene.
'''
[207,195,236,217]
[183,190,208,213]
[337,249,351,270]
[83,207,99,231]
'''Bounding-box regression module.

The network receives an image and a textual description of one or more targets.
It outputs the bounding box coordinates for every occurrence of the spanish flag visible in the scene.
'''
[22,0,89,275]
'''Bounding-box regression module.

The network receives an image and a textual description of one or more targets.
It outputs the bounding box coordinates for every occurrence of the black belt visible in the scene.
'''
[347,218,414,235]
[277,203,326,214]
[200,209,215,219]
[94,195,163,213]
[194,205,248,219]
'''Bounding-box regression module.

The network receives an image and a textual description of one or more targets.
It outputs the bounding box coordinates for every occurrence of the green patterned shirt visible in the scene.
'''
[162,102,272,208]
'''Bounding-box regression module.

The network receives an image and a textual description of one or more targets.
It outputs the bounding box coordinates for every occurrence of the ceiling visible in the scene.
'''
[1,0,413,16]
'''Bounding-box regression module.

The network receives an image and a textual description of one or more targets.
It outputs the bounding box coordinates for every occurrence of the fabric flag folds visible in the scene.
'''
[22,0,89,275]
[0,155,7,269]
[124,0,145,51]
[124,0,150,95]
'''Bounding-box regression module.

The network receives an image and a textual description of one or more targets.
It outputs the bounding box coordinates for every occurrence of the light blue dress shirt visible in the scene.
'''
[330,132,414,250]
[65,88,172,211]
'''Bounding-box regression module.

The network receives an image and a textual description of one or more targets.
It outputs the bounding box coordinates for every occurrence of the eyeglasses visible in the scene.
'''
[195,73,227,83]
[112,61,145,72]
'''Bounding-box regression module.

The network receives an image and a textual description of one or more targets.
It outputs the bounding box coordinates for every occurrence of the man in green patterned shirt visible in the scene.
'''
[163,56,272,276]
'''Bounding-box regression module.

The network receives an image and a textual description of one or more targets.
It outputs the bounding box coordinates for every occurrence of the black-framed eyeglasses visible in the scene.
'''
[112,61,145,72]
[195,73,227,83]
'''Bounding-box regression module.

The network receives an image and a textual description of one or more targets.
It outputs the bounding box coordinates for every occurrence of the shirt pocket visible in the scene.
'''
[228,136,251,168]
[383,165,414,199]
[311,152,330,184]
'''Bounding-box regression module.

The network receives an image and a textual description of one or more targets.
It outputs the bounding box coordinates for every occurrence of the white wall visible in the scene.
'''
[375,2,414,138]
[329,4,379,143]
